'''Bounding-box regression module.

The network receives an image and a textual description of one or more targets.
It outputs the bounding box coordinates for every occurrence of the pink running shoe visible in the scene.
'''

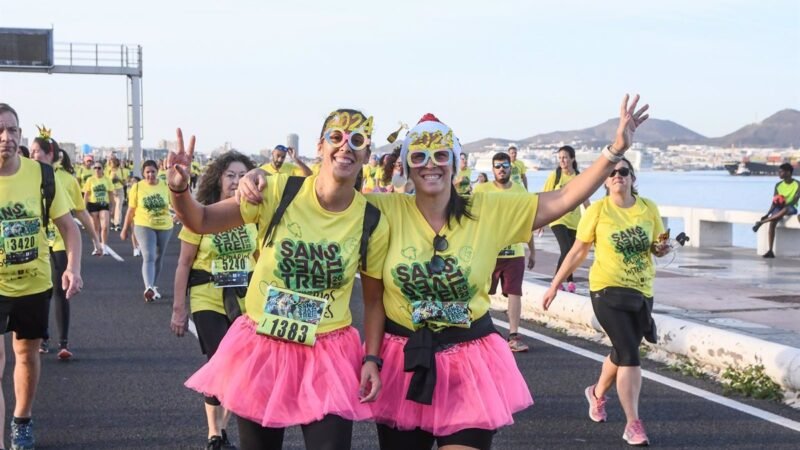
[558,283,566,291]
[584,385,607,423]
[57,347,73,361]
[623,419,649,446]
[567,282,577,293]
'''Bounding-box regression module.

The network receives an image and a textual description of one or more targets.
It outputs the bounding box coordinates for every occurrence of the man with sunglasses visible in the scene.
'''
[473,152,535,352]
[259,144,312,177]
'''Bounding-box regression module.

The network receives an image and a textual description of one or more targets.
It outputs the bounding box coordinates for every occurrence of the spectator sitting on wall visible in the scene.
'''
[752,162,799,258]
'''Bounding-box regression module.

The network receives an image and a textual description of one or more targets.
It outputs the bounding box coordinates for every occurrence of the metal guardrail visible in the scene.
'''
[53,42,141,70]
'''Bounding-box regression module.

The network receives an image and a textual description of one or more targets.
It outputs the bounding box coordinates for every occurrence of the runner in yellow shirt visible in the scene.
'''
[361,153,380,193]
[259,145,312,176]
[473,152,535,352]
[543,157,666,447]
[453,152,472,196]
[0,104,83,449]
[508,145,528,189]
[169,110,389,449]
[121,160,174,302]
[31,133,101,359]
[83,162,115,254]
[106,156,127,231]
[171,151,258,449]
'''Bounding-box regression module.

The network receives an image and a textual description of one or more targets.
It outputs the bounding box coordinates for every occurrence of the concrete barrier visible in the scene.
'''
[492,279,800,399]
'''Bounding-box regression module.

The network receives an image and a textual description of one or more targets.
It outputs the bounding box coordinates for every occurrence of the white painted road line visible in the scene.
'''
[492,317,800,434]
[188,319,198,339]
[102,244,125,262]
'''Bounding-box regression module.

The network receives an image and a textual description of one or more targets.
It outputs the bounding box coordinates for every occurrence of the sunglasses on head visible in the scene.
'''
[323,128,370,151]
[429,234,449,274]
[407,149,453,169]
[493,161,511,169]
[609,167,631,178]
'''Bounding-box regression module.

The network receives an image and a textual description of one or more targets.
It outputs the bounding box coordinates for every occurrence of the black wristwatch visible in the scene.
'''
[362,355,383,371]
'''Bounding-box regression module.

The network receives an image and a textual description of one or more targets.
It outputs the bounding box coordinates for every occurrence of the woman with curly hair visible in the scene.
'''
[171,151,258,449]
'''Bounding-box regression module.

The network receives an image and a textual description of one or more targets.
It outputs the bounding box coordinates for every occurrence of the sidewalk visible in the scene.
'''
[498,232,800,401]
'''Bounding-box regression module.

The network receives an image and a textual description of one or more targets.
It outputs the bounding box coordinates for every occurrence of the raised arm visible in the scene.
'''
[288,147,313,176]
[167,128,246,234]
[533,94,649,229]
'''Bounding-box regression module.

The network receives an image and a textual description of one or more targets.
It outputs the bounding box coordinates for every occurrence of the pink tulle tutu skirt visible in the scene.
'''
[185,316,372,428]
[371,332,533,436]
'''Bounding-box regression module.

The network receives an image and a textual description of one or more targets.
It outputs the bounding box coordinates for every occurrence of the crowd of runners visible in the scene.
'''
[0,95,673,450]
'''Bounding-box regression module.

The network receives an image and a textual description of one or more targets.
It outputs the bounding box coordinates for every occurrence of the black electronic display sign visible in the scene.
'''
[0,28,53,67]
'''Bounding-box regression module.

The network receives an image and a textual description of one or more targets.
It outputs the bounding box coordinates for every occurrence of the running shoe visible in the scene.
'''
[152,286,162,300]
[622,419,649,446]
[57,345,73,361]
[206,435,223,450]
[38,340,49,354]
[144,287,156,303]
[10,419,34,450]
[584,384,608,422]
[133,248,141,257]
[221,429,236,449]
[752,222,763,232]
[91,248,102,256]
[567,282,577,293]
[762,250,775,258]
[558,283,566,291]
[508,335,529,352]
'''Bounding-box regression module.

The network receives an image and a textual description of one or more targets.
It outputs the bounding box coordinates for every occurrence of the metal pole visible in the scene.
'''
[130,75,143,177]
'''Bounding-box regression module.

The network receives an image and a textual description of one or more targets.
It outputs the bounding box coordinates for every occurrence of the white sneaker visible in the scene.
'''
[133,248,141,257]
[152,286,162,300]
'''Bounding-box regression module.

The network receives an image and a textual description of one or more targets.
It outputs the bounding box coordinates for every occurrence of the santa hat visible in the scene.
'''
[399,113,462,176]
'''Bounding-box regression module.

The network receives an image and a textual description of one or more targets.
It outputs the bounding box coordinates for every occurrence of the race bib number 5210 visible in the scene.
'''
[256,286,328,346]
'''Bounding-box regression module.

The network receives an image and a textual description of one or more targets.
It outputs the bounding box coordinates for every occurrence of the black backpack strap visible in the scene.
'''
[359,203,381,271]
[262,176,306,248]
[39,162,56,228]
[553,167,562,188]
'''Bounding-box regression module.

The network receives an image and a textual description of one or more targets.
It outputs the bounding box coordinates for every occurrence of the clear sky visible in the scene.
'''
[1,0,798,155]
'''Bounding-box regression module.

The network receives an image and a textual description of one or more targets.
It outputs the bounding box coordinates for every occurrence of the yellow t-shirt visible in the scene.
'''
[79,166,94,187]
[260,162,305,176]
[0,157,71,296]
[82,176,114,204]
[310,162,322,176]
[128,181,173,230]
[542,170,581,229]
[776,179,799,207]
[366,192,538,331]
[179,224,258,315]
[472,181,528,258]
[362,164,379,192]
[576,196,664,297]
[240,174,389,333]
[157,169,168,183]
[510,160,527,185]
[191,161,201,176]
[48,169,85,252]
[105,167,126,190]
[455,168,473,196]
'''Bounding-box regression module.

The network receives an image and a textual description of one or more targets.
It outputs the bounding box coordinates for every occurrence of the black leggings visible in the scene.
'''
[551,225,577,282]
[49,250,70,344]
[192,310,232,406]
[376,424,495,450]
[237,414,352,450]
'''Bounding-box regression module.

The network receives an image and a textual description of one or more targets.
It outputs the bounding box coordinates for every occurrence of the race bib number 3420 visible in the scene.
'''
[256,286,328,346]
[2,218,40,265]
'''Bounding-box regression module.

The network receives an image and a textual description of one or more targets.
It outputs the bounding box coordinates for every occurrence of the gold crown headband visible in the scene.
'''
[36,124,53,141]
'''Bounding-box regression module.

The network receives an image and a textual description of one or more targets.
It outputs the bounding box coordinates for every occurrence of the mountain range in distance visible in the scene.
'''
[373,109,799,154]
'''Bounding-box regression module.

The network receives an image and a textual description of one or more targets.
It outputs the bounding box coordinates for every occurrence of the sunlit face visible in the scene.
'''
[92,165,104,177]
[477,173,488,183]
[604,161,635,195]
[219,161,248,200]
[369,155,378,167]
[459,153,468,169]
[316,134,370,183]
[84,159,94,168]
[272,150,287,168]
[408,148,454,197]
[0,111,21,161]
[143,166,158,184]
[508,148,518,161]
[30,141,53,164]
[557,150,573,171]
[492,159,511,184]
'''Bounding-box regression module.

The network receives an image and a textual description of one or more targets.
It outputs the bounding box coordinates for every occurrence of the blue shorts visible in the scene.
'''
[768,205,797,216]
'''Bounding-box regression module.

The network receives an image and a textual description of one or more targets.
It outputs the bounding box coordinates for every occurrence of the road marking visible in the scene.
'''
[492,317,800,433]
[188,319,198,339]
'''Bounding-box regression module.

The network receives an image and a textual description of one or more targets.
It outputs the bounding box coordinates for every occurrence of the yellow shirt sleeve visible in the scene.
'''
[178,226,202,245]
[576,201,601,244]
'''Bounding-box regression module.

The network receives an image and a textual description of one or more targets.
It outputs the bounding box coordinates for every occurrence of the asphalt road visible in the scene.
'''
[4,228,799,449]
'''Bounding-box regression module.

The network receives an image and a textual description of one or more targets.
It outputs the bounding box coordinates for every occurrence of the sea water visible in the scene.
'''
[512,170,782,248]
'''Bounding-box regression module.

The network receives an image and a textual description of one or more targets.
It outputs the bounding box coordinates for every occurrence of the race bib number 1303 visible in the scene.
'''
[256,286,328,346]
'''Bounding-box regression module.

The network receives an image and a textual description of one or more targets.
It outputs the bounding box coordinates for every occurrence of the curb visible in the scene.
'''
[492,279,800,401]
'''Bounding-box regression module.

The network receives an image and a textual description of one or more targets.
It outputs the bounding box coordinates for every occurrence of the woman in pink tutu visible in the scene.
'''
[166,108,390,450]
[239,96,649,449]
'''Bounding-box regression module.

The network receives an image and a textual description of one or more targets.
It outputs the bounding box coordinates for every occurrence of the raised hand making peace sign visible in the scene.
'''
[611,94,650,153]
[166,128,195,192]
